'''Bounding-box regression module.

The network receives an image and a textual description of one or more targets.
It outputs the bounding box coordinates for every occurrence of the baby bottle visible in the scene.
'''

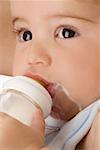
[0,76,52,126]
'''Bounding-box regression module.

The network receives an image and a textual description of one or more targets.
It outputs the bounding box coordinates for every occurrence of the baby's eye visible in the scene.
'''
[17,30,32,42]
[55,26,79,39]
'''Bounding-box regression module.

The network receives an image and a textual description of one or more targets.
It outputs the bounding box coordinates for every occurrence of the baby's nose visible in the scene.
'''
[27,44,52,67]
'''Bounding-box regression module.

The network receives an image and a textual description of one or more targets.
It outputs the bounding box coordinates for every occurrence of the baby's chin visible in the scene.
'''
[47,83,82,121]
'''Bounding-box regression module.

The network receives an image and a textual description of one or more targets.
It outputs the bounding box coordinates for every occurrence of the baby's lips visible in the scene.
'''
[24,72,47,88]
[24,71,56,96]
[46,83,58,98]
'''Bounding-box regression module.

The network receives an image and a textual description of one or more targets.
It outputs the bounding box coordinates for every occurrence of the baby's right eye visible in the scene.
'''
[15,30,32,42]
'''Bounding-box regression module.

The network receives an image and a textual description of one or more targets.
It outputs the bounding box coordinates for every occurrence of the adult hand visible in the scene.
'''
[0,108,45,150]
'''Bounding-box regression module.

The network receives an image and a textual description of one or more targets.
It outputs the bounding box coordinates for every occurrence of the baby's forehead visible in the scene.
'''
[11,0,99,24]
[11,0,99,12]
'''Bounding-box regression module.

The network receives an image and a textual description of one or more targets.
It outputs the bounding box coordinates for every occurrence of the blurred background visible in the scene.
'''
[0,0,15,75]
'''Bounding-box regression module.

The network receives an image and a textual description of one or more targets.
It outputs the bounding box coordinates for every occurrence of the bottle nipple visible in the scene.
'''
[35,79,48,89]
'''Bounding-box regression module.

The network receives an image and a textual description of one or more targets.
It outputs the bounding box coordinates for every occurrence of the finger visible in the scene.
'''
[31,108,45,134]
[0,112,12,123]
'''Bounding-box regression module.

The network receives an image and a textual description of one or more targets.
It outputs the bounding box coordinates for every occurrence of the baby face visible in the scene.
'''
[11,0,100,108]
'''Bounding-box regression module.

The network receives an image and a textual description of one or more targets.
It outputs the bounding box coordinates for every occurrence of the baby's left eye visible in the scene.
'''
[55,26,79,39]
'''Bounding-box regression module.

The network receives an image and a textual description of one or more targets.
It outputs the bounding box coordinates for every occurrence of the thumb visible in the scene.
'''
[31,108,45,135]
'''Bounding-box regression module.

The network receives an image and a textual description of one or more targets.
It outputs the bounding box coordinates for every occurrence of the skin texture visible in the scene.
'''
[0,0,15,75]
[0,110,45,150]
[0,0,99,149]
[11,0,100,108]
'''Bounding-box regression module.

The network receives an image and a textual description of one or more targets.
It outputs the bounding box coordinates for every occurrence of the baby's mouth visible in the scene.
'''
[24,71,81,121]
[24,71,57,98]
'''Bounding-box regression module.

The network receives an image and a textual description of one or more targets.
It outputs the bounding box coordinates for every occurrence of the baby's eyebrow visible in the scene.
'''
[12,17,29,26]
[46,14,95,23]
[45,0,98,23]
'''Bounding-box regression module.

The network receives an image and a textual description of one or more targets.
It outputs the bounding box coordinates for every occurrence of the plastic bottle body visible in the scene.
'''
[0,89,38,126]
[0,76,52,126]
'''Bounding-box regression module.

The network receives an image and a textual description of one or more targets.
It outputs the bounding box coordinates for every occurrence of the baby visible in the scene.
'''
[0,0,99,150]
